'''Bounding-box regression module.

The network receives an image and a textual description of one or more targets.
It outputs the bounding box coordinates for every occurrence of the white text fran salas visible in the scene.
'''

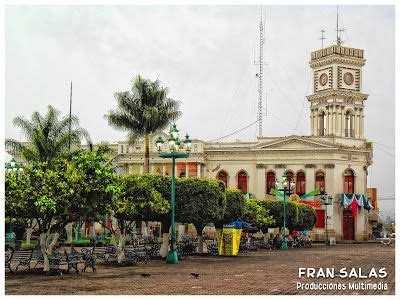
[298,267,387,279]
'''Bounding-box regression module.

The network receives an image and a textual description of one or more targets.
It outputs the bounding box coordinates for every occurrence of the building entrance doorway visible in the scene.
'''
[342,210,355,240]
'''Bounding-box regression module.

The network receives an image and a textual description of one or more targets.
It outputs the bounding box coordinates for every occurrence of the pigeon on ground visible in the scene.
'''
[190,273,200,278]
[141,273,151,277]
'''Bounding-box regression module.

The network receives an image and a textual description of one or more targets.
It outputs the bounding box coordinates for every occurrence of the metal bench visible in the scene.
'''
[6,249,34,272]
[125,245,149,264]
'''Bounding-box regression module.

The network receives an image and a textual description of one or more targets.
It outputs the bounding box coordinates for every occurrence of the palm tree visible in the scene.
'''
[5,105,92,165]
[105,75,181,174]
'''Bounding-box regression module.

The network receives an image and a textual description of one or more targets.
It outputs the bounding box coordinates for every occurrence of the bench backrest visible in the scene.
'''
[11,249,33,261]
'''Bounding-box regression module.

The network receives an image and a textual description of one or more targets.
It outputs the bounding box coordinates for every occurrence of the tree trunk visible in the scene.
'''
[143,134,150,174]
[40,232,60,272]
[142,221,148,238]
[26,228,33,245]
[66,223,73,243]
[116,234,127,263]
[160,233,169,258]
[90,222,95,238]
[194,223,204,254]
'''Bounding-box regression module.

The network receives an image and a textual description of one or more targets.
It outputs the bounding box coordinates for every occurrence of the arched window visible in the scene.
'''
[217,170,228,188]
[266,171,275,195]
[345,111,354,138]
[344,169,355,194]
[296,171,306,196]
[318,111,326,136]
[237,171,248,195]
[315,171,325,193]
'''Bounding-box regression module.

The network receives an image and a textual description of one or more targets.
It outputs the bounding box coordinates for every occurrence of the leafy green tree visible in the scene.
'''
[258,199,317,231]
[5,148,114,272]
[242,199,275,230]
[5,105,91,165]
[214,189,245,229]
[175,178,226,253]
[104,175,169,262]
[105,75,181,174]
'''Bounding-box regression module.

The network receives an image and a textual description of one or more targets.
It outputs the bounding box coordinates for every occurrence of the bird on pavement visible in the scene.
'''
[141,273,151,277]
[190,273,200,278]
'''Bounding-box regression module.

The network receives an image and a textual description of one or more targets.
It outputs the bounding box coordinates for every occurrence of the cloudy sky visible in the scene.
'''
[4,5,395,216]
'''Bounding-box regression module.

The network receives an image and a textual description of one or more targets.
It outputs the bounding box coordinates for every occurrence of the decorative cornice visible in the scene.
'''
[256,163,266,169]
[305,164,316,168]
[275,164,286,169]
[307,90,369,102]
[310,56,366,68]
[324,164,335,168]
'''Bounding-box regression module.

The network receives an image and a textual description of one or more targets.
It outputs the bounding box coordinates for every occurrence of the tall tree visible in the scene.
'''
[5,148,114,272]
[5,105,91,165]
[105,75,181,174]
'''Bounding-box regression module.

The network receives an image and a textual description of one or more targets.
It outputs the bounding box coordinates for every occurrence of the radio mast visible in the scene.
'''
[254,8,267,137]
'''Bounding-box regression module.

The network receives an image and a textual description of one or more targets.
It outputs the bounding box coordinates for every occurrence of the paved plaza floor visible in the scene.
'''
[5,243,395,295]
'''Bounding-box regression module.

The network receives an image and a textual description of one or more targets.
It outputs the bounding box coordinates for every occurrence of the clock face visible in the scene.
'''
[319,73,328,86]
[343,72,354,85]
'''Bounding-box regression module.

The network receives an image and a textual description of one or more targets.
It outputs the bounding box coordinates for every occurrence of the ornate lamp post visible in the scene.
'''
[275,174,295,250]
[5,158,24,243]
[156,124,191,264]
[320,193,333,245]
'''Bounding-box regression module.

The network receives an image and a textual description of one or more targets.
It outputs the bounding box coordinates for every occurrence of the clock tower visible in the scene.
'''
[307,45,369,139]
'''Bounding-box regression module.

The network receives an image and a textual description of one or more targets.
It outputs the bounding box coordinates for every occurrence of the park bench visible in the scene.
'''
[177,241,197,259]
[205,240,219,256]
[146,243,161,258]
[125,244,149,264]
[6,249,34,272]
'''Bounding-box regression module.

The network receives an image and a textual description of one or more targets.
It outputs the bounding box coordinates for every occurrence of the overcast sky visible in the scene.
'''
[4,5,395,217]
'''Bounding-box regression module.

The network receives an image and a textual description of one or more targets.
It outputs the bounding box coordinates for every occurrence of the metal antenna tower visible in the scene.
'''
[336,5,346,46]
[320,29,326,48]
[254,8,267,137]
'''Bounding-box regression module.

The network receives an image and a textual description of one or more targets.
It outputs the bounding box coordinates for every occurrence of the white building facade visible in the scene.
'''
[111,44,373,242]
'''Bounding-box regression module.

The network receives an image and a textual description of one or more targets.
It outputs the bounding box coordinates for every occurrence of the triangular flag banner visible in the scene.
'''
[269,188,284,198]
[300,189,321,199]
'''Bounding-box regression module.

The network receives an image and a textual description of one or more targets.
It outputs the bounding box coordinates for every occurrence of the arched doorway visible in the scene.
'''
[296,171,306,196]
[266,171,275,195]
[315,171,325,193]
[217,170,228,188]
[237,171,248,195]
[344,169,355,194]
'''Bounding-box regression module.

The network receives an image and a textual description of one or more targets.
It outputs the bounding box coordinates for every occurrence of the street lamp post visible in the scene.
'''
[319,193,333,245]
[156,124,191,264]
[275,174,295,250]
[5,158,24,243]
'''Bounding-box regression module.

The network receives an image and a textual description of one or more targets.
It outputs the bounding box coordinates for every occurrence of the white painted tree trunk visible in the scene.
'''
[65,223,73,243]
[142,221,148,238]
[116,234,127,263]
[26,228,33,245]
[160,233,169,257]
[197,235,204,254]
[40,232,60,272]
[90,223,95,238]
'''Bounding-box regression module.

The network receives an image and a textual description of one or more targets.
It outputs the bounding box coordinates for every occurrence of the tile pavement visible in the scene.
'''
[5,243,395,295]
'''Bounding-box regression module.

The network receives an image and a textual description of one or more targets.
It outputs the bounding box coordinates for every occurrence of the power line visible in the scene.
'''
[293,70,313,134]
[207,120,258,142]
[374,144,395,157]
[374,141,395,150]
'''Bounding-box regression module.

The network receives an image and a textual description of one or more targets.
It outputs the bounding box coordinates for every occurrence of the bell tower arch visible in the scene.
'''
[307,45,368,139]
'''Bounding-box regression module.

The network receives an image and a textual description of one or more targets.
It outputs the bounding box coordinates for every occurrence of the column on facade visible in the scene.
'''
[360,109,364,138]
[196,163,201,178]
[354,108,360,138]
[150,164,155,174]
[332,105,336,136]
[128,164,133,175]
[314,109,318,136]
[338,106,342,137]
[174,163,178,178]
[341,106,346,137]
[327,106,331,135]
[305,166,314,193]
[185,162,189,178]
[140,164,144,174]
[162,164,166,175]
[255,167,265,199]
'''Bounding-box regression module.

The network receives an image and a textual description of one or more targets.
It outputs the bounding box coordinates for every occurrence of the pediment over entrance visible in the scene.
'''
[253,136,338,150]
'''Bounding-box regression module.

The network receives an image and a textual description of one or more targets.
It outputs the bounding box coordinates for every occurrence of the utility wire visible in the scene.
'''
[374,144,395,157]
[293,70,313,134]
[207,120,258,142]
